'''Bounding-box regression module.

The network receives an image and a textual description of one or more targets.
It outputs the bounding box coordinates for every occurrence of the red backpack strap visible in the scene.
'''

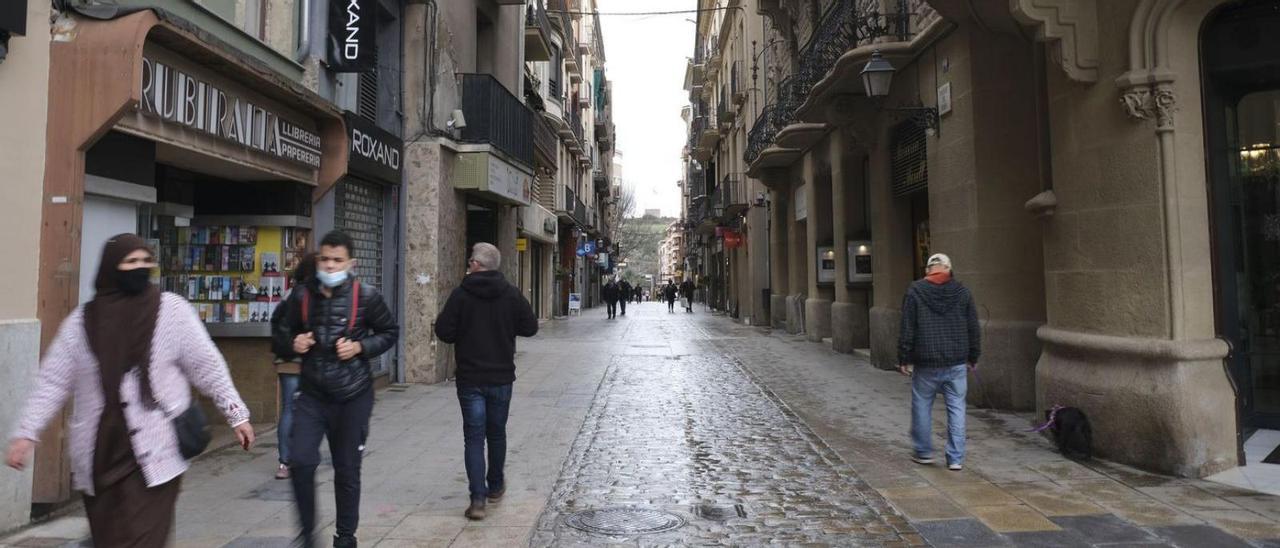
[348,280,360,332]
[301,289,310,327]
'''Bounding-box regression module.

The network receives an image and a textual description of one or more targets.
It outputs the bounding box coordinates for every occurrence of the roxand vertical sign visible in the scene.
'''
[328,0,376,72]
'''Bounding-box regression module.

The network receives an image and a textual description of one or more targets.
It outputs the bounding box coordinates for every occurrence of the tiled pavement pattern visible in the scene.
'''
[529,322,920,546]
[705,313,1280,547]
[4,303,1280,546]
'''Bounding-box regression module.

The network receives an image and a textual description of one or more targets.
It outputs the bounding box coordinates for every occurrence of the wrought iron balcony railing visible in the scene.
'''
[713,174,748,217]
[524,0,553,62]
[533,112,557,164]
[745,104,778,165]
[460,74,534,168]
[744,0,916,166]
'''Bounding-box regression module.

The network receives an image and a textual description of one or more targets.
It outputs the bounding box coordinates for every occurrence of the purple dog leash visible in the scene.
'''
[1030,404,1065,433]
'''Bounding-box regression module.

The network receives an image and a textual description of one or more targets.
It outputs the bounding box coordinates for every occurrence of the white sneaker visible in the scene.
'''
[948,463,963,471]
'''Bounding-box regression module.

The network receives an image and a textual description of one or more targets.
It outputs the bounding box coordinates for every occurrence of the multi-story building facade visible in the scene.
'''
[18,0,409,514]
[687,0,1280,479]
[0,1,51,530]
[682,0,771,324]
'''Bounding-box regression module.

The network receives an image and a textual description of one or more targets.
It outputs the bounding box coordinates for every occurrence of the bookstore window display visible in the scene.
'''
[146,216,311,332]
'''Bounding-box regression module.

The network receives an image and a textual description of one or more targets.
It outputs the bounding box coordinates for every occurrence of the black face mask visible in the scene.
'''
[116,268,153,296]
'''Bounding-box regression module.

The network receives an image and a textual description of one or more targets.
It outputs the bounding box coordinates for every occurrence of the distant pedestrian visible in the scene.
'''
[635,286,643,303]
[897,253,981,472]
[664,280,678,313]
[269,252,317,480]
[435,243,538,521]
[603,279,620,319]
[681,279,696,313]
[618,280,633,316]
[7,234,255,548]
[285,231,400,548]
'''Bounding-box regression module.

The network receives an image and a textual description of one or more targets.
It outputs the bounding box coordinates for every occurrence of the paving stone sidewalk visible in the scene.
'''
[703,312,1280,547]
[4,303,1280,547]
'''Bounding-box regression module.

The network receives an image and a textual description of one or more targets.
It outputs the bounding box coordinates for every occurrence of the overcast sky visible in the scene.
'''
[598,0,695,218]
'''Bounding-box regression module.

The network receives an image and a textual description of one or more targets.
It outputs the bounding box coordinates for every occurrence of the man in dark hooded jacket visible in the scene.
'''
[897,253,981,472]
[435,243,538,521]
[618,279,633,316]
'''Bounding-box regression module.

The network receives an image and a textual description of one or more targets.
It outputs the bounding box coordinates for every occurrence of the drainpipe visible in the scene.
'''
[294,0,311,62]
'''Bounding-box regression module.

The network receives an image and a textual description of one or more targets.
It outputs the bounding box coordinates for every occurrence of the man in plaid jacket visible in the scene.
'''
[897,253,981,471]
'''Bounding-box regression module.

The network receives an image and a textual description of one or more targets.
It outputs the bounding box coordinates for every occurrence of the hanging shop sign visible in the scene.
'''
[344,112,402,184]
[723,230,743,249]
[328,0,377,72]
[138,55,322,169]
[453,152,533,206]
[516,238,528,252]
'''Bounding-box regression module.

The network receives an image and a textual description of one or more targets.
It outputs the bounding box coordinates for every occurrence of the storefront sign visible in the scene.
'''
[848,241,872,283]
[516,238,528,252]
[521,204,559,244]
[487,155,532,205]
[139,56,322,169]
[344,112,402,184]
[328,0,377,72]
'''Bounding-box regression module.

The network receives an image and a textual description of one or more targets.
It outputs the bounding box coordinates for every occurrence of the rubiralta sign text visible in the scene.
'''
[139,57,323,169]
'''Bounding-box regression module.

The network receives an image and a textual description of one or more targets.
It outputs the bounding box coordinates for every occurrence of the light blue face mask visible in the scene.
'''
[317,268,349,288]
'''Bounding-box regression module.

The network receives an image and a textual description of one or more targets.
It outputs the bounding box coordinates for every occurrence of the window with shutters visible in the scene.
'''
[358,47,380,122]
[890,121,928,197]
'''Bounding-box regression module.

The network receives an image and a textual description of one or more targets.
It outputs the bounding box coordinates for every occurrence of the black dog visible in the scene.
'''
[1048,407,1092,460]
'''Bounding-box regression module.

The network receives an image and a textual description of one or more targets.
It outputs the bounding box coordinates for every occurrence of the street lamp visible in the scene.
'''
[860,51,940,136]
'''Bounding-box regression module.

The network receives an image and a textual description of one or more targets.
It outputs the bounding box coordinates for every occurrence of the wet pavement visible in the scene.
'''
[529,319,919,546]
[5,301,1280,547]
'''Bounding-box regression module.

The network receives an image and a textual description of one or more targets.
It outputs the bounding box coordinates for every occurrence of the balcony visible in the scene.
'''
[459,74,533,168]
[731,60,746,106]
[533,112,557,166]
[574,195,588,228]
[556,184,576,222]
[713,174,750,218]
[746,0,927,170]
[525,0,552,62]
[717,91,735,128]
[698,114,722,150]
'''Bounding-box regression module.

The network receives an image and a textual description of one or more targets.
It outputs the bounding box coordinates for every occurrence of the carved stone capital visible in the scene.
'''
[1121,86,1155,120]
[1120,83,1177,131]
[1153,83,1178,131]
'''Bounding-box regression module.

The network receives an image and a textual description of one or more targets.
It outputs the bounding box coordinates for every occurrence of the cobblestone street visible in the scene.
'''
[6,303,1280,547]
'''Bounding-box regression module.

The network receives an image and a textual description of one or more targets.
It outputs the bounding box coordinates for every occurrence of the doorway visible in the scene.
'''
[1203,0,1280,431]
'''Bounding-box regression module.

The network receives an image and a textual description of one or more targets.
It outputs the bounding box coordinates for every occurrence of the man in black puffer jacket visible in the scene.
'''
[286,231,398,548]
[435,242,537,521]
[897,253,980,473]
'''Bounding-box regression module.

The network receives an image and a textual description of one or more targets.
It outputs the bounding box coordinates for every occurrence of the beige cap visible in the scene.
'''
[926,253,952,269]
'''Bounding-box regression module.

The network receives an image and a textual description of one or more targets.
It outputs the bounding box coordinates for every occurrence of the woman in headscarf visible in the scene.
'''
[6,234,255,547]
[269,252,317,480]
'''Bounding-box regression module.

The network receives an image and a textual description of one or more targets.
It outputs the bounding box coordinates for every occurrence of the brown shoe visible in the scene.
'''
[487,487,506,503]
[464,499,487,521]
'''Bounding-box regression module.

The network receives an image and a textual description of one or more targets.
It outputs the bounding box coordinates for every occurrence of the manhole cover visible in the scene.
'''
[563,507,685,535]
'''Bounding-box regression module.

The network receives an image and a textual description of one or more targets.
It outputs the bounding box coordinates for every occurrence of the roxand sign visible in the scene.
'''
[344,112,402,184]
[139,56,322,169]
[328,0,377,72]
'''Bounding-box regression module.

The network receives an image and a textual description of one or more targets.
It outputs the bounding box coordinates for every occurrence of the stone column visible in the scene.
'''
[804,151,832,342]
[769,187,789,329]
[829,131,858,353]
[787,174,807,334]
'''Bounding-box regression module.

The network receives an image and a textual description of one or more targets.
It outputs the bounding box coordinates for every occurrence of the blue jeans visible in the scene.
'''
[278,373,300,465]
[457,383,513,500]
[911,364,968,465]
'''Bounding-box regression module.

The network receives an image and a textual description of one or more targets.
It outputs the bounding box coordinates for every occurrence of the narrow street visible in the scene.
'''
[6,305,1280,547]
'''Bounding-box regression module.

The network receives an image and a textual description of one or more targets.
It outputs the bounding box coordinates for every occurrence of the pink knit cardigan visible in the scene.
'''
[12,293,250,495]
